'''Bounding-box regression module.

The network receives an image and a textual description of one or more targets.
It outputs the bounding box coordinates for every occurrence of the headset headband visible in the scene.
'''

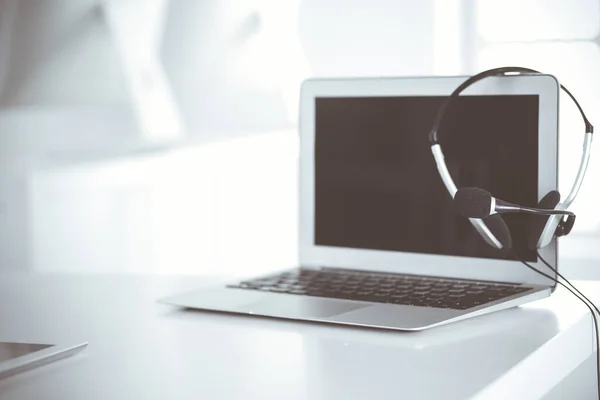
[429,67,594,249]
[429,67,593,145]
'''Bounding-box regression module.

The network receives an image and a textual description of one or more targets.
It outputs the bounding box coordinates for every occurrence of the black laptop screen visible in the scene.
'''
[314,95,539,262]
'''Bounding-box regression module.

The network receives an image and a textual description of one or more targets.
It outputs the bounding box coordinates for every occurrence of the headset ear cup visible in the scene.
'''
[483,214,512,253]
[528,190,561,250]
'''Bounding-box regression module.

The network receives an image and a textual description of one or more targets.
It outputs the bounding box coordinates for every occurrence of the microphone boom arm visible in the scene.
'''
[494,199,575,217]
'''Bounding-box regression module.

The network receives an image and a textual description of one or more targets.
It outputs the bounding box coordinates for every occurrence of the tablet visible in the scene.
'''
[0,341,87,379]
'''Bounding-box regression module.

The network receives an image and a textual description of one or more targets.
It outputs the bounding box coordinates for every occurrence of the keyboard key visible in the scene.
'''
[430,287,447,292]
[413,285,431,291]
[452,283,469,288]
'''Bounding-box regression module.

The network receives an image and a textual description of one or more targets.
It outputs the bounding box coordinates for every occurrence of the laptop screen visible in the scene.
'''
[314,95,539,262]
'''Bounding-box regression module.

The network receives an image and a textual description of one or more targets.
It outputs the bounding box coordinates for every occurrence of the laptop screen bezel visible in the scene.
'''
[299,74,559,287]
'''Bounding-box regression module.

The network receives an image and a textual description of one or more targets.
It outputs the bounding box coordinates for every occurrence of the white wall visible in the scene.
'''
[0,0,438,272]
[30,130,299,275]
[0,108,137,269]
[0,0,128,107]
[160,0,436,134]
[1,0,436,130]
[298,0,435,77]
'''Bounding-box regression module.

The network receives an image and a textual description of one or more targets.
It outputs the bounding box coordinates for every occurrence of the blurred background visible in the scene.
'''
[0,0,598,276]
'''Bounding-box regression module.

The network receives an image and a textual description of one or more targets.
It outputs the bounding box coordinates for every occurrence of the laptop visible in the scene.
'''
[160,74,560,331]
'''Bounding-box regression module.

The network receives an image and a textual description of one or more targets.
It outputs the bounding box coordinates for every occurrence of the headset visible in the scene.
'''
[428,67,599,399]
[428,66,594,252]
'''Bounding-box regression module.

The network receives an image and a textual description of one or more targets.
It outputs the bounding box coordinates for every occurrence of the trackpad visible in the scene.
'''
[238,297,370,319]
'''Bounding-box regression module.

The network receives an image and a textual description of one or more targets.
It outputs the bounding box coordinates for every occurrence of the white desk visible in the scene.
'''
[0,273,597,400]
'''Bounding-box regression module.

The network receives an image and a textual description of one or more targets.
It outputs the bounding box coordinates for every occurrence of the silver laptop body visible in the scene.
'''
[160,74,560,331]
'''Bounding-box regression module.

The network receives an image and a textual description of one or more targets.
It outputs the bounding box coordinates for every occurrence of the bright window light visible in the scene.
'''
[475,0,600,42]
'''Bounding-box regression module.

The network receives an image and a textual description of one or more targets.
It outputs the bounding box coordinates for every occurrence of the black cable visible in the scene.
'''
[537,252,600,318]
[511,251,599,399]
[515,255,599,398]
[536,251,600,399]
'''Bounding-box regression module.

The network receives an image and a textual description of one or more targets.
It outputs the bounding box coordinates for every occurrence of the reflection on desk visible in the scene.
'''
[162,302,559,400]
[0,274,595,400]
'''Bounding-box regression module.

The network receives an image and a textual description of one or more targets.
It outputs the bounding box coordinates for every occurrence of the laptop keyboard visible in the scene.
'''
[228,269,533,310]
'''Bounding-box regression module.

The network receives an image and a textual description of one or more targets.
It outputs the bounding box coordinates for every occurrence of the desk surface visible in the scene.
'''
[0,273,596,400]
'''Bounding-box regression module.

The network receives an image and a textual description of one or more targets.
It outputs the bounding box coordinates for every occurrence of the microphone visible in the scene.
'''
[453,187,576,219]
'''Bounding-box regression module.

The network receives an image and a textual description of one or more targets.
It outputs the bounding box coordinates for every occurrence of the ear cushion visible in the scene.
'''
[483,214,512,253]
[528,190,561,250]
